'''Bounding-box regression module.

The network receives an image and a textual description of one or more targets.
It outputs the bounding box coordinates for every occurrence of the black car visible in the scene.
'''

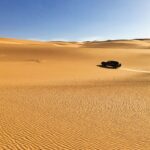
[101,60,121,69]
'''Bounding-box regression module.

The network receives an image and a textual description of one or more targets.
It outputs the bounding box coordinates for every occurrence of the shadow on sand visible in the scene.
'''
[97,65,120,69]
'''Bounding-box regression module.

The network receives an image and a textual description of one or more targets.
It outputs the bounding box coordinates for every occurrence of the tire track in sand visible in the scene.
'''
[120,68,150,74]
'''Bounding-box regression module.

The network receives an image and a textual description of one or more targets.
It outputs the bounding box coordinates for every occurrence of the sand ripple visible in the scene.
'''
[0,83,150,149]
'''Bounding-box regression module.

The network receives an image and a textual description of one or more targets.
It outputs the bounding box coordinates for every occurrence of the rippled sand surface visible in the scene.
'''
[0,38,150,149]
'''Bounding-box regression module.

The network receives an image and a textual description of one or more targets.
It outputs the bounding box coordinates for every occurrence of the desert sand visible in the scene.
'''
[0,38,149,149]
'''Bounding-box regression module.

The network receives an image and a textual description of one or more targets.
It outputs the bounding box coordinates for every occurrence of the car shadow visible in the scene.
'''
[96,65,118,69]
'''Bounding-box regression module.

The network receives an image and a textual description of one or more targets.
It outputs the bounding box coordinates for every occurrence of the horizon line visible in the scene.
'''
[0,36,150,43]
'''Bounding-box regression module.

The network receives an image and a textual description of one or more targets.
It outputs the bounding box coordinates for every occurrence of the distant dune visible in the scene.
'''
[82,39,150,49]
[0,38,150,149]
[1,37,150,48]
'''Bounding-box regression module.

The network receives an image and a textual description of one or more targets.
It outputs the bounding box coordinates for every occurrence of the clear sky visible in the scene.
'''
[0,0,150,41]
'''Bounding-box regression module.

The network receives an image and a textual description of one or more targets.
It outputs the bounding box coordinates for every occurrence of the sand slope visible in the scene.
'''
[0,38,150,149]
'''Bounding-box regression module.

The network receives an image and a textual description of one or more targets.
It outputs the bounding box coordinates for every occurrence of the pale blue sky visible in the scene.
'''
[0,0,150,41]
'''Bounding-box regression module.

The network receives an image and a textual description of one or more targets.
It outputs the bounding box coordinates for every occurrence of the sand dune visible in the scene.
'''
[0,38,150,149]
[83,39,150,49]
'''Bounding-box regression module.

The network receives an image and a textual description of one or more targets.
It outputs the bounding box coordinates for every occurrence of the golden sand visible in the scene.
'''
[0,38,150,149]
